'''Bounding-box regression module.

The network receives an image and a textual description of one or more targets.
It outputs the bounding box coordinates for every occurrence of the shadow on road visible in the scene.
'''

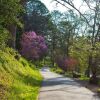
[40,70,100,100]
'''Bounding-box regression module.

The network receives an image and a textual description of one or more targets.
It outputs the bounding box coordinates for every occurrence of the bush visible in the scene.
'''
[56,56,78,72]
[0,27,10,49]
[72,71,81,78]
[20,31,47,61]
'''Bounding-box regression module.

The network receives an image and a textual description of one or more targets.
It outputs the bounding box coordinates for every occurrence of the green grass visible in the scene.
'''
[51,67,90,80]
[0,48,43,100]
[51,67,73,77]
[79,76,89,81]
[97,88,100,93]
[50,67,64,74]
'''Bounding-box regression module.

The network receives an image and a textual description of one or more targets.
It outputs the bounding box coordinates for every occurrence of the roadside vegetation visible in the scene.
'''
[0,48,42,100]
[0,0,100,99]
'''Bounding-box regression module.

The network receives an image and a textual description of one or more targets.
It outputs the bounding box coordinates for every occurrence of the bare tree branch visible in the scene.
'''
[95,24,100,42]
[54,0,91,27]
[84,0,95,11]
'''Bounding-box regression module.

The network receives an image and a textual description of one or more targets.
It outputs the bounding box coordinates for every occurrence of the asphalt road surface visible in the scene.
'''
[39,68,100,100]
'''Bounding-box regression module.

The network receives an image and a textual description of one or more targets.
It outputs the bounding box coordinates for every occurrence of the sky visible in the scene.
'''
[40,0,90,13]
[41,0,67,12]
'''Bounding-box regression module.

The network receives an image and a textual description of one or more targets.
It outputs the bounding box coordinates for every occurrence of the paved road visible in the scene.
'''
[39,68,100,100]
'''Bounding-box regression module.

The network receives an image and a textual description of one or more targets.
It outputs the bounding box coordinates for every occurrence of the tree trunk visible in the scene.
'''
[8,24,17,49]
[89,56,98,84]
[86,55,92,77]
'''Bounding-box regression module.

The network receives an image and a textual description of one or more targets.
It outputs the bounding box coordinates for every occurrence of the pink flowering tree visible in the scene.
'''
[56,56,78,72]
[20,31,47,60]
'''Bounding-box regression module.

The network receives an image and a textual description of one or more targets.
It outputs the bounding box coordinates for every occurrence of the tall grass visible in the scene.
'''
[0,48,43,100]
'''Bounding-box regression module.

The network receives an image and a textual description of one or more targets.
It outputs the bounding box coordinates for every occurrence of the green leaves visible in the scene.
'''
[0,26,10,49]
[0,0,23,26]
[0,0,24,48]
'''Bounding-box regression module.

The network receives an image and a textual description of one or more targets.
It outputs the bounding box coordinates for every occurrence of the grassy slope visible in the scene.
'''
[0,48,43,100]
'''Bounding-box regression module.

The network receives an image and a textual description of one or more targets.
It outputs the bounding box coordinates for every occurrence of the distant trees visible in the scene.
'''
[53,0,100,84]
[16,0,50,50]
[46,10,78,67]
[20,31,47,61]
[21,0,49,34]
[0,0,49,63]
[56,56,78,72]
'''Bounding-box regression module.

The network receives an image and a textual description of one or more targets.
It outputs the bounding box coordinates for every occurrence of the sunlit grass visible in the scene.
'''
[79,76,89,81]
[0,48,43,100]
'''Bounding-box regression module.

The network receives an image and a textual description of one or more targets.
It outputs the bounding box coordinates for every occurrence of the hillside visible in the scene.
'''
[0,48,43,100]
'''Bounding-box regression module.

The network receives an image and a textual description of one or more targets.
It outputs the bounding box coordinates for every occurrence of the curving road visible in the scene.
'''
[39,68,100,100]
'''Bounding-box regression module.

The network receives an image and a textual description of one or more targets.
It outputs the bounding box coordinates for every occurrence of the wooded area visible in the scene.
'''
[0,0,100,99]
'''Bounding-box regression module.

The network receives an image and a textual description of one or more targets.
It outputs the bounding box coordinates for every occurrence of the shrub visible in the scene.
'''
[0,27,10,49]
[56,56,78,72]
[72,71,81,78]
[20,31,47,61]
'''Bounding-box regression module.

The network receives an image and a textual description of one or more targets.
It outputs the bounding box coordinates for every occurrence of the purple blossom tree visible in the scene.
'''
[20,31,47,60]
[56,56,78,71]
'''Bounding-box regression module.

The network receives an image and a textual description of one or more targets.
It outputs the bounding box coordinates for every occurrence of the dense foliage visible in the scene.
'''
[20,31,47,61]
[0,0,23,48]
[0,0,100,98]
[56,56,78,72]
[0,0,23,27]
